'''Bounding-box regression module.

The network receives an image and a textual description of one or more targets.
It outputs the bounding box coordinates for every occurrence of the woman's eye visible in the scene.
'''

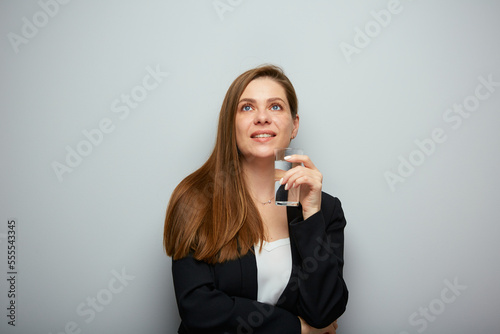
[270,104,282,111]
[242,105,253,111]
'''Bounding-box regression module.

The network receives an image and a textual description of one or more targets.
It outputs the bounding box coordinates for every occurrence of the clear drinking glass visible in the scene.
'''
[274,148,303,206]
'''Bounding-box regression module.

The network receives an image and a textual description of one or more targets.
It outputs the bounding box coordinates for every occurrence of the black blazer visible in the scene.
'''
[171,192,348,333]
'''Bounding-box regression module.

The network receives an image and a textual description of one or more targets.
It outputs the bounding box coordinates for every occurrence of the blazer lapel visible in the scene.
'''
[239,247,258,300]
[286,204,303,224]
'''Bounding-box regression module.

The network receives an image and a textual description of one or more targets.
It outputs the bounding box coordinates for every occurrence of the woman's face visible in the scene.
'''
[235,77,299,163]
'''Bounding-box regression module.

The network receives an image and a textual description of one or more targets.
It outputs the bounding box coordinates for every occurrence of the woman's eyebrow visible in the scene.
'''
[238,98,256,104]
[238,97,286,103]
[267,97,286,103]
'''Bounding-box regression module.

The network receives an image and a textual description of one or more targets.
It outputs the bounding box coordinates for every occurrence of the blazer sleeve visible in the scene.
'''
[172,255,301,333]
[286,193,348,328]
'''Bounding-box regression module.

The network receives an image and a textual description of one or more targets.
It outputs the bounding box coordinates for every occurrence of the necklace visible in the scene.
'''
[260,197,274,205]
[250,190,274,205]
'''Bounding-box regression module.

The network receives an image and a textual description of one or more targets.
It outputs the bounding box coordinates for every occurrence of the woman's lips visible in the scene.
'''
[250,130,276,138]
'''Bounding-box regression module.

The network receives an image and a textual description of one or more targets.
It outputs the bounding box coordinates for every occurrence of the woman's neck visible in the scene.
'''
[241,156,275,203]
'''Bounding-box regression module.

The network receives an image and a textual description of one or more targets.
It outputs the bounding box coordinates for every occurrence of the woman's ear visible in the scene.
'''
[291,114,299,139]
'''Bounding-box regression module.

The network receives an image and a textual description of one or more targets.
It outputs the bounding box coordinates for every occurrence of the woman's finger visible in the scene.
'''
[284,154,318,170]
[281,166,322,191]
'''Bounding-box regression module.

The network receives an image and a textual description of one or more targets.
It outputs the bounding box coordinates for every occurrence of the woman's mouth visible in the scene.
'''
[251,130,276,139]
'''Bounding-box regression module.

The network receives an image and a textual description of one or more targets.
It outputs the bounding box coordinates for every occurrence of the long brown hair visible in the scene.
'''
[164,65,298,264]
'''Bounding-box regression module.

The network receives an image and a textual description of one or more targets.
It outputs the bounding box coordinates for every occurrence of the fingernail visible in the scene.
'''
[284,183,289,191]
[280,178,284,185]
[284,155,291,160]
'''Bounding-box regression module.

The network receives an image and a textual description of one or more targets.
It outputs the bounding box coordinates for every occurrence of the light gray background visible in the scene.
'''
[1,0,500,333]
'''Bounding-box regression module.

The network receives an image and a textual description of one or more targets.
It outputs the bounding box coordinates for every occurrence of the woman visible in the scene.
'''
[164,65,348,333]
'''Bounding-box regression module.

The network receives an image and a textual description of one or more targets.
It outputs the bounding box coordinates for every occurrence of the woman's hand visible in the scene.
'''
[299,317,338,334]
[280,154,323,220]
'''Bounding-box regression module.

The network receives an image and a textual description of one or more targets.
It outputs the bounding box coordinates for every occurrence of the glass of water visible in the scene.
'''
[274,148,303,206]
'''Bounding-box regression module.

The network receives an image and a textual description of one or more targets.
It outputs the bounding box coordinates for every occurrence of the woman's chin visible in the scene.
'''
[241,150,274,163]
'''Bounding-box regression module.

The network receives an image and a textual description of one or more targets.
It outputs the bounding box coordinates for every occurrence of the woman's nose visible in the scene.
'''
[254,108,271,124]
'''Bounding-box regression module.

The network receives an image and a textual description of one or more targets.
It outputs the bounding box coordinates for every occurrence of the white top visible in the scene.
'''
[254,238,292,305]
